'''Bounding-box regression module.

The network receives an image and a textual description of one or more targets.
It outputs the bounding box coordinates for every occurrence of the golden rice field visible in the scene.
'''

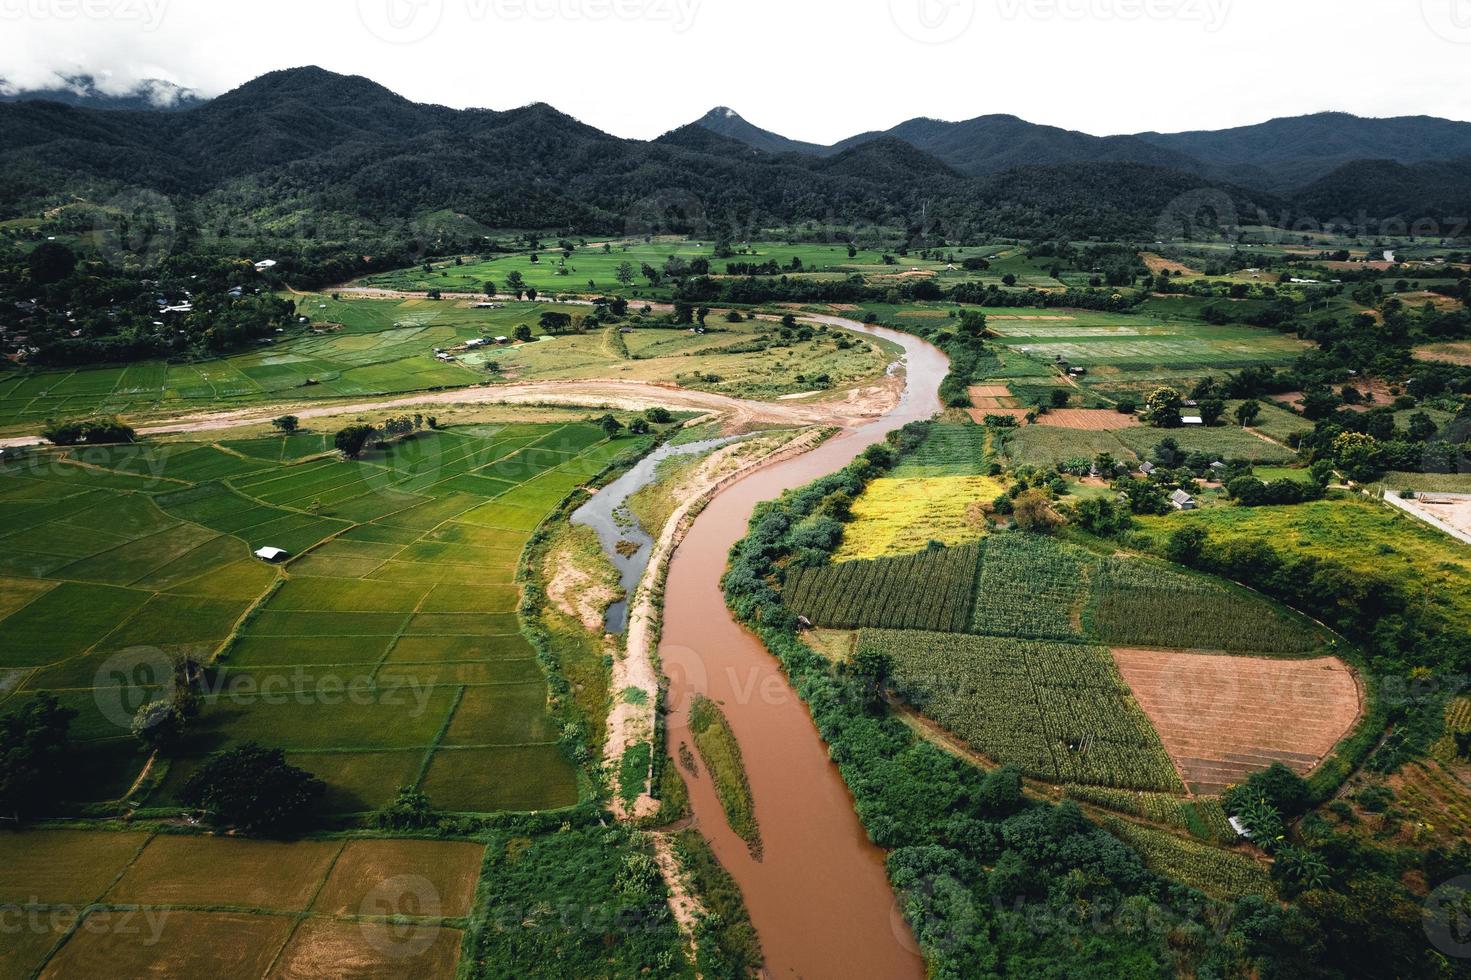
[833,474,1005,561]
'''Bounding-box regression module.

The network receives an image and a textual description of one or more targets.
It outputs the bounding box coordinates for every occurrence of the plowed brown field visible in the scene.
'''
[1113,649,1362,795]
[1035,409,1140,430]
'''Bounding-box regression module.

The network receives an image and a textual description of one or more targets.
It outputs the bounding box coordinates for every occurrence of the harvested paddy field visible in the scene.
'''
[0,831,482,979]
[1112,649,1362,795]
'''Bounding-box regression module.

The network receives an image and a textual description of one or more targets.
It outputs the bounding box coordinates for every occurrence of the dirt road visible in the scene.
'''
[0,377,900,449]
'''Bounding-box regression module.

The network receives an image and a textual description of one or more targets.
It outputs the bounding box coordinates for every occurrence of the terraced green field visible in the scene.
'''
[0,421,650,813]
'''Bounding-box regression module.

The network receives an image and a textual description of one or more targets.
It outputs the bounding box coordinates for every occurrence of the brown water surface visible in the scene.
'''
[659,317,947,979]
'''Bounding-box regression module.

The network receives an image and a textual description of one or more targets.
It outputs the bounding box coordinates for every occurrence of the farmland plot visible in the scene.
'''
[0,831,482,980]
[784,543,982,632]
[0,421,648,814]
[862,629,1183,792]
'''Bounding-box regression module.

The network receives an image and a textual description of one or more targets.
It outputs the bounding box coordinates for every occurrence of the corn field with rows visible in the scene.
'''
[783,542,981,632]
[862,628,1182,792]
[1064,785,1237,844]
[970,533,1095,640]
[1084,556,1326,654]
[1101,817,1275,901]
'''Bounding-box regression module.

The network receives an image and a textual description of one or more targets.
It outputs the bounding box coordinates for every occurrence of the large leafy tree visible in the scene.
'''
[0,694,77,820]
[179,743,325,834]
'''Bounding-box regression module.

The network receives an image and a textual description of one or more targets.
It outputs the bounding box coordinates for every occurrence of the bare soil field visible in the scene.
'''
[1414,341,1471,366]
[1112,649,1362,795]
[1140,252,1201,276]
[1036,409,1140,430]
[1393,492,1471,543]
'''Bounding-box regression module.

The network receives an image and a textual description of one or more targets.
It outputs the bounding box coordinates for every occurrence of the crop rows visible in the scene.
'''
[888,424,992,477]
[784,543,981,632]
[1101,817,1274,900]
[862,629,1182,792]
[1085,557,1325,654]
[970,533,1095,640]
[1064,785,1236,844]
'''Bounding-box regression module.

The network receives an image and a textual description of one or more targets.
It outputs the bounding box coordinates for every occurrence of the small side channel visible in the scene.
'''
[569,434,742,632]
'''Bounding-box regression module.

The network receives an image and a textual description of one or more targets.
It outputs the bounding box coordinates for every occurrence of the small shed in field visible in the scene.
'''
[254,546,288,562]
[1170,490,1197,511]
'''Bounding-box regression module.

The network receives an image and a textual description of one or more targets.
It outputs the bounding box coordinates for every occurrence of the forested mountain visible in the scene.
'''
[1135,112,1471,190]
[0,67,1461,241]
[829,114,1201,176]
[1292,157,1471,226]
[692,107,830,156]
[692,105,1471,198]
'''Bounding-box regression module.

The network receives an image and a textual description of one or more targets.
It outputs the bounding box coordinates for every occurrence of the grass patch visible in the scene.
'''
[688,695,762,858]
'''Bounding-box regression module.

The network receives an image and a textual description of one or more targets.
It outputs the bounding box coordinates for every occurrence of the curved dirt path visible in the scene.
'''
[0,378,899,449]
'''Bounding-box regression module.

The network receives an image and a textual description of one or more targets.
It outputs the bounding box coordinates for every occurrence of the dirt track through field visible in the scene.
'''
[1113,649,1362,795]
[0,378,900,449]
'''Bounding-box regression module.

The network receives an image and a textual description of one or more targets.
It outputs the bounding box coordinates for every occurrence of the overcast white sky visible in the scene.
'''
[1,0,1469,140]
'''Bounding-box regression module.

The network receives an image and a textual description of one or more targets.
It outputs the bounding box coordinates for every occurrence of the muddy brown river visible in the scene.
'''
[659,317,947,979]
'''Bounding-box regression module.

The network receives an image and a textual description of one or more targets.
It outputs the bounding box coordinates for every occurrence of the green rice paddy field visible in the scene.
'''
[357,239,1029,299]
[0,295,586,430]
[0,420,651,814]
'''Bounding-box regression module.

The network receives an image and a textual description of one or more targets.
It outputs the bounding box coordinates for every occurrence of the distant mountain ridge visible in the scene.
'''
[688,107,1471,193]
[0,74,205,111]
[0,67,1460,239]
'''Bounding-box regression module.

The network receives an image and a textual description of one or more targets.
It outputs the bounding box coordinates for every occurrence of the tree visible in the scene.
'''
[179,743,324,834]
[644,407,672,424]
[334,423,376,459]
[1235,399,1262,427]
[598,414,624,437]
[539,311,572,334]
[0,694,76,820]
[483,280,496,297]
[375,786,437,830]
[1199,398,1225,427]
[514,324,533,343]
[131,699,185,749]
[1164,525,1209,566]
[525,287,538,301]
[1333,431,1382,482]
[27,241,77,286]
[616,261,635,288]
[42,417,135,445]
[628,418,651,435]
[1012,489,1064,534]
[1142,387,1184,428]
[271,415,299,434]
[1049,389,1070,409]
[1407,411,1439,442]
[505,270,526,298]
